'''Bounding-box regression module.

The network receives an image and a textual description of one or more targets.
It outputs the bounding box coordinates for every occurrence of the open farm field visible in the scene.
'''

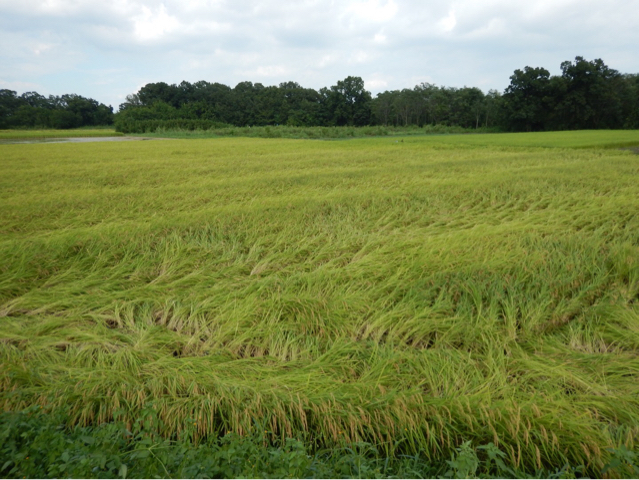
[0,128,122,141]
[1,130,639,475]
[427,129,639,149]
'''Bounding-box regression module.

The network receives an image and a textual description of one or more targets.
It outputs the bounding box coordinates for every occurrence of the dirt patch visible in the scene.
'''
[621,146,639,154]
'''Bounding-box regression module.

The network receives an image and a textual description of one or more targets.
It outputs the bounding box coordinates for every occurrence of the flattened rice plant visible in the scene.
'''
[1,130,639,471]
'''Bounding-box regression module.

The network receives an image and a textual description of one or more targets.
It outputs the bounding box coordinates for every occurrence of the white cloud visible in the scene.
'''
[317,55,336,69]
[133,4,180,41]
[345,0,398,23]
[254,65,290,77]
[366,77,388,90]
[0,79,42,91]
[350,51,370,64]
[373,32,387,44]
[439,9,456,32]
[32,43,54,56]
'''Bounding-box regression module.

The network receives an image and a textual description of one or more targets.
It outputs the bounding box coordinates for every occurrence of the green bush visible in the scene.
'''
[116,123,498,138]
[2,407,637,478]
[114,119,231,134]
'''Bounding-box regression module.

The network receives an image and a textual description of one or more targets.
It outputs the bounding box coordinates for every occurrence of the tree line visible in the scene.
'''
[502,57,639,131]
[115,56,639,132]
[1,56,638,132]
[115,76,501,132]
[0,91,114,129]
[115,76,374,132]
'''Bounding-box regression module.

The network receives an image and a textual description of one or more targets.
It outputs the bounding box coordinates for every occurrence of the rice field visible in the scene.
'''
[1,130,639,472]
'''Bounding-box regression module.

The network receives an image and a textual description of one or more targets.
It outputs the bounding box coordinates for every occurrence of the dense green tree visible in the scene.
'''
[500,56,639,131]
[371,90,396,125]
[12,105,42,127]
[623,74,639,128]
[137,82,182,108]
[180,100,216,121]
[118,93,142,112]
[50,109,82,129]
[0,90,25,128]
[61,94,112,126]
[192,82,234,121]
[502,66,553,131]
[450,87,485,128]
[326,76,372,126]
[252,85,286,125]
[279,82,321,126]
[370,84,490,128]
[393,88,421,126]
[413,83,438,125]
[483,90,504,128]
[555,57,623,129]
[20,91,49,109]
[0,89,113,129]
[230,81,263,126]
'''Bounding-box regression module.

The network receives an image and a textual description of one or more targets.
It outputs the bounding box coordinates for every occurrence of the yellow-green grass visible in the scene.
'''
[1,131,639,472]
[0,128,122,140]
[425,129,639,149]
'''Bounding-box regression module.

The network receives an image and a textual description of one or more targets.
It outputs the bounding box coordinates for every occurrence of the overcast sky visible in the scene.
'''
[1,0,638,110]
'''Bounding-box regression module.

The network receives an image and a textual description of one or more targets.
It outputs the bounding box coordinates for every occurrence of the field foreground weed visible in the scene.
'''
[1,131,639,474]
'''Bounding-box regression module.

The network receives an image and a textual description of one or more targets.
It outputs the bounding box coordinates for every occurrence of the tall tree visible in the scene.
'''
[502,66,553,131]
[327,76,372,126]
[0,90,23,128]
[622,74,639,128]
[393,89,421,126]
[451,87,485,128]
[137,82,182,108]
[483,90,503,128]
[555,56,623,129]
[371,91,396,125]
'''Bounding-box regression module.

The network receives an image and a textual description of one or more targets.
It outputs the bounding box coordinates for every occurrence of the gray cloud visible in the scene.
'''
[1,0,638,109]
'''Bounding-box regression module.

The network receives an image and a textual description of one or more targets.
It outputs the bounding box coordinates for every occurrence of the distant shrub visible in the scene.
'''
[114,119,231,134]
[117,123,501,139]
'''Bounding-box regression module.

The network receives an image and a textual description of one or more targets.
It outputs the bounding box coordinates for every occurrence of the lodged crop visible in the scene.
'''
[1,131,639,474]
